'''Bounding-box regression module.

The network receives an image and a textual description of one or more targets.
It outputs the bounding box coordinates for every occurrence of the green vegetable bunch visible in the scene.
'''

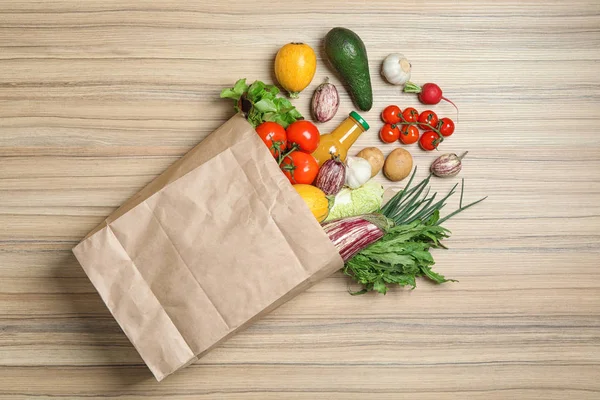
[345,169,486,295]
[220,79,303,128]
[345,211,453,295]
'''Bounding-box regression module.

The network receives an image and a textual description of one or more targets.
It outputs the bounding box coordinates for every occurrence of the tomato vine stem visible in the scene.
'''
[393,114,444,142]
[276,143,299,166]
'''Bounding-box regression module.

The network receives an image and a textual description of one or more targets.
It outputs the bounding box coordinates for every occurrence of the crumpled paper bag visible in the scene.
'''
[72,114,343,381]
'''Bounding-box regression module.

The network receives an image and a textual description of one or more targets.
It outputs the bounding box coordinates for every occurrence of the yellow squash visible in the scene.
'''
[274,43,317,98]
[293,184,329,223]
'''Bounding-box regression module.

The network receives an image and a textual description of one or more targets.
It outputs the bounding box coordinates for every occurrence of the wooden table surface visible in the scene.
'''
[1,0,599,398]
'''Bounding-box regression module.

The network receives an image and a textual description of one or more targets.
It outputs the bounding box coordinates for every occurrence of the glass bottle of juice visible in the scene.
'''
[312,111,370,166]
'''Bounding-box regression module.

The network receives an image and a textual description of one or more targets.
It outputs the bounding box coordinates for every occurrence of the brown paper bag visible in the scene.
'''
[72,114,343,381]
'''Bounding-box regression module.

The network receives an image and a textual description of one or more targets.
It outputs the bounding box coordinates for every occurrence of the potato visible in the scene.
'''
[356,147,384,178]
[383,148,413,181]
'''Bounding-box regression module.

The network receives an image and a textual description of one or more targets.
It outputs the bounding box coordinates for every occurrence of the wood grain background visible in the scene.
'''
[1,0,599,398]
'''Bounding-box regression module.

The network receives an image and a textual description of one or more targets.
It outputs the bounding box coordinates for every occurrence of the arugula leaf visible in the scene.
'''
[387,274,417,288]
[373,281,388,294]
[364,252,414,266]
[420,266,455,284]
[344,221,455,294]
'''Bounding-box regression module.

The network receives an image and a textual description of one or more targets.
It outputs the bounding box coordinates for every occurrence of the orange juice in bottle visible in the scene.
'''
[312,111,370,166]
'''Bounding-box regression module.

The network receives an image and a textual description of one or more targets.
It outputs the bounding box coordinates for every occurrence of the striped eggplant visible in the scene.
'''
[430,152,467,178]
[322,214,393,262]
[311,79,340,123]
[314,157,346,195]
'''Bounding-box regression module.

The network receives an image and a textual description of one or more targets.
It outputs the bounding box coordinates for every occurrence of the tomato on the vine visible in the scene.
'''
[255,121,287,158]
[379,123,400,143]
[280,151,319,184]
[286,120,320,153]
[438,117,455,137]
[381,105,401,124]
[417,110,439,131]
[401,107,419,123]
[419,131,442,151]
[399,125,419,145]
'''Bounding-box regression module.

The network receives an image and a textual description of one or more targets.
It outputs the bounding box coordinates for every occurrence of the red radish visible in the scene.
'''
[403,82,458,116]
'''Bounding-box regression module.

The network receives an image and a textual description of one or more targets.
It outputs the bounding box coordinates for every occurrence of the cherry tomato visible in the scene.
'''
[419,131,443,151]
[399,125,419,145]
[417,110,439,131]
[438,117,455,137]
[381,105,401,124]
[379,123,400,143]
[401,107,419,123]
[255,122,287,158]
[280,151,319,184]
[286,120,320,153]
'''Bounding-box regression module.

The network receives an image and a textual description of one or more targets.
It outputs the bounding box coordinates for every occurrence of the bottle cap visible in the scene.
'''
[349,111,369,131]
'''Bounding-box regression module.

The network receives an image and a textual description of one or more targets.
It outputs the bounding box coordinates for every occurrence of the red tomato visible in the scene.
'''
[399,125,419,145]
[417,110,439,131]
[280,151,319,184]
[381,105,401,124]
[286,120,320,153]
[401,107,419,123]
[438,117,455,137]
[419,131,443,151]
[255,122,287,158]
[379,123,400,143]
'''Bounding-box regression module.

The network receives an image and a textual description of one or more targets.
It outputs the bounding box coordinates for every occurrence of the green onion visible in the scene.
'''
[343,169,487,295]
[381,168,487,226]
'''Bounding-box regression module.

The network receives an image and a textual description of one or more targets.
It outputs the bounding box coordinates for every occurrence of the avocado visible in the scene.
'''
[324,27,373,112]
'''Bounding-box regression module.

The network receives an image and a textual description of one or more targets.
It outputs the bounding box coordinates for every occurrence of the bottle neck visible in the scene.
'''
[332,116,365,147]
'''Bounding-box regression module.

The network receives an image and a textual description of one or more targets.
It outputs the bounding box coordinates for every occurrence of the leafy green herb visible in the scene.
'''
[344,212,454,295]
[220,78,303,128]
[345,170,487,295]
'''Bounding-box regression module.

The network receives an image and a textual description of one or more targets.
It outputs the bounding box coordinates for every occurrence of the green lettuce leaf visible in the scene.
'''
[220,78,303,128]
[254,98,278,113]
[220,78,248,100]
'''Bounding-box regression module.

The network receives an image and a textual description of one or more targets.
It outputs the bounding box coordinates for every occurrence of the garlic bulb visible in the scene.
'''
[345,156,372,189]
[381,53,412,85]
